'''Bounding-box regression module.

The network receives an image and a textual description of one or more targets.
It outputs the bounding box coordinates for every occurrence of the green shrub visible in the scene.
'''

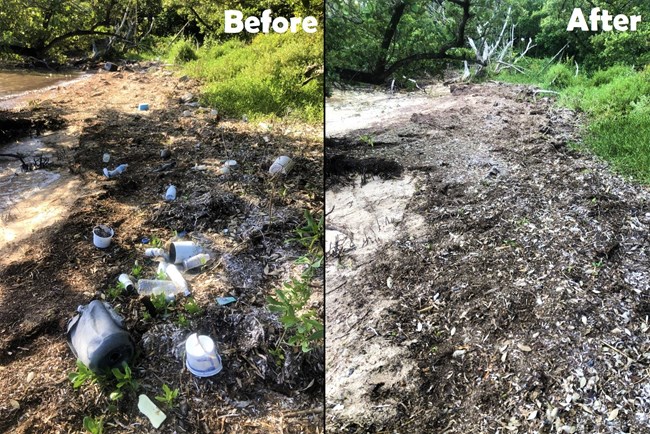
[590,65,635,87]
[544,63,575,89]
[181,32,323,123]
[168,39,198,64]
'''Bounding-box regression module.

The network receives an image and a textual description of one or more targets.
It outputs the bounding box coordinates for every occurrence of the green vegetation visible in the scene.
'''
[83,416,104,434]
[497,60,650,183]
[155,384,179,407]
[69,360,100,390]
[184,297,203,316]
[268,211,324,352]
[177,32,323,122]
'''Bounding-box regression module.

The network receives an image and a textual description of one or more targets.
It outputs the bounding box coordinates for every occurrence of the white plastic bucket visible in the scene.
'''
[185,333,222,377]
[93,225,114,248]
[169,241,202,264]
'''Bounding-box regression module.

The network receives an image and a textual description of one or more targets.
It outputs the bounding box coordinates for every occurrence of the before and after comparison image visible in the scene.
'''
[1,0,650,433]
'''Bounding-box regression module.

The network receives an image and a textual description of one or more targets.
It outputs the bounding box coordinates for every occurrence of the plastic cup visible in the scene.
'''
[269,156,294,175]
[93,225,114,248]
[169,241,202,264]
[185,333,222,377]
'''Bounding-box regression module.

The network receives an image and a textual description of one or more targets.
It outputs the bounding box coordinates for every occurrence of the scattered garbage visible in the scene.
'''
[224,160,238,167]
[138,394,166,428]
[191,165,207,171]
[118,273,135,292]
[184,102,199,108]
[165,185,177,201]
[218,166,230,175]
[180,92,194,103]
[102,153,110,163]
[269,156,294,175]
[181,110,192,117]
[103,164,128,178]
[137,279,181,301]
[93,225,114,248]
[141,237,150,244]
[216,296,237,306]
[183,253,211,271]
[169,241,202,264]
[138,103,149,111]
[158,262,190,295]
[185,333,222,377]
[104,62,118,72]
[66,300,134,372]
[160,149,171,159]
[210,109,219,116]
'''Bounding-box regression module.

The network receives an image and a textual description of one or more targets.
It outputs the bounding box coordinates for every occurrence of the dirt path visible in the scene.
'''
[326,82,650,433]
[0,63,323,433]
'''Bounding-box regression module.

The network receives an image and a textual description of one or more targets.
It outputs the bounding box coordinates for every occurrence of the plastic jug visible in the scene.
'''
[66,301,134,373]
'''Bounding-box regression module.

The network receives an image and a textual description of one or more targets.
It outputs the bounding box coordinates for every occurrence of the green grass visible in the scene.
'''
[172,32,323,123]
[495,61,650,183]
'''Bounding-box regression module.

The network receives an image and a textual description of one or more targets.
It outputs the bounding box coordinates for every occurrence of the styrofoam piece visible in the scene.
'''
[138,394,166,428]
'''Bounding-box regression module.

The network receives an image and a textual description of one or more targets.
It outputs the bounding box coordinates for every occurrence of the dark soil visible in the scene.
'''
[0,62,323,433]
[326,82,650,433]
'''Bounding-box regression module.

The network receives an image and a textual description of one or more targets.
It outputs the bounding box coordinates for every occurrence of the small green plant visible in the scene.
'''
[131,262,143,279]
[155,384,179,407]
[105,282,125,300]
[290,210,324,255]
[83,416,104,434]
[176,313,189,327]
[151,293,172,315]
[150,236,164,248]
[112,363,138,393]
[268,276,324,352]
[268,346,285,367]
[184,297,202,316]
[358,134,374,147]
[156,270,168,280]
[69,360,100,389]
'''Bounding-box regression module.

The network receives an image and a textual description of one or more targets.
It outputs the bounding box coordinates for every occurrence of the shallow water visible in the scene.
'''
[0,133,82,246]
[0,69,79,99]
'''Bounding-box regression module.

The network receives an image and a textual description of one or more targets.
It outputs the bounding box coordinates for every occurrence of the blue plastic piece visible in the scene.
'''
[138,103,149,111]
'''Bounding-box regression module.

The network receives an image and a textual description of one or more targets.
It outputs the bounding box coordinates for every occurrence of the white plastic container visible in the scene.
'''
[169,241,202,264]
[185,333,222,377]
[183,253,210,271]
[118,274,134,292]
[103,164,128,178]
[136,279,180,301]
[269,156,294,175]
[165,185,176,201]
[93,225,114,248]
[102,153,110,163]
[224,160,237,167]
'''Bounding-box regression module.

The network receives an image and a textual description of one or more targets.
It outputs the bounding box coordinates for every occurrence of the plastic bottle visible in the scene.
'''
[183,253,211,271]
[165,185,176,201]
[157,262,189,296]
[136,279,181,301]
[103,164,128,178]
[144,248,166,258]
[118,274,134,292]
